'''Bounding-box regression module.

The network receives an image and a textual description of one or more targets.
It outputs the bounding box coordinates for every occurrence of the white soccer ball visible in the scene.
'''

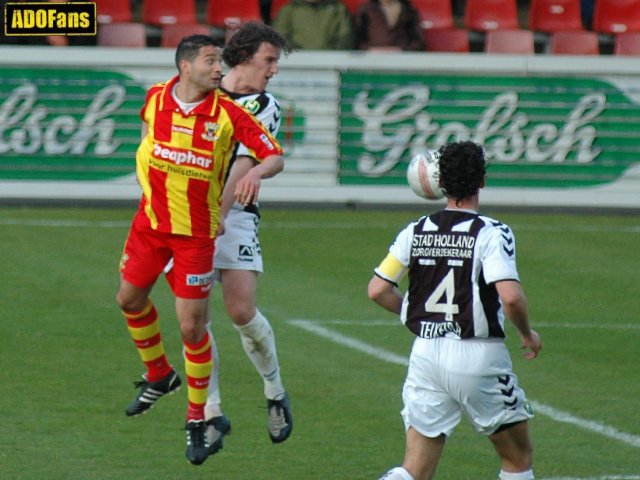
[406,151,445,200]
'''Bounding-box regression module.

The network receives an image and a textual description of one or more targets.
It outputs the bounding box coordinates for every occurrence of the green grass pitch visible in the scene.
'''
[0,205,638,479]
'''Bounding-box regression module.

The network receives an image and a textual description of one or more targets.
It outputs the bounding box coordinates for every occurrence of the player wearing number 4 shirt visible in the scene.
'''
[368,141,542,480]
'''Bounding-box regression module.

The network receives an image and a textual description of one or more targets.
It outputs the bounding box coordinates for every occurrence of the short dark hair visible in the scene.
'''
[175,34,221,71]
[437,141,487,200]
[222,22,291,68]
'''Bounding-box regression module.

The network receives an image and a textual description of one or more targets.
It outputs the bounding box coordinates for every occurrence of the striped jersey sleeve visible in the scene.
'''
[135,77,282,238]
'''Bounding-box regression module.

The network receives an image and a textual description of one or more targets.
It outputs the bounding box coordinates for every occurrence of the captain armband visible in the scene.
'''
[374,253,408,286]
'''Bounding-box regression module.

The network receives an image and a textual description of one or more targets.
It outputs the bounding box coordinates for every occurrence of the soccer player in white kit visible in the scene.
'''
[368,141,542,480]
[203,23,293,452]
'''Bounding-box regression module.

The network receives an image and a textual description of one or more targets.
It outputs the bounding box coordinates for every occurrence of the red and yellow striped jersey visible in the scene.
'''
[135,75,283,238]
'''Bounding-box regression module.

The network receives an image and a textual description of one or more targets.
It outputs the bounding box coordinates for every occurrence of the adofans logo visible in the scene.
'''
[4,2,96,36]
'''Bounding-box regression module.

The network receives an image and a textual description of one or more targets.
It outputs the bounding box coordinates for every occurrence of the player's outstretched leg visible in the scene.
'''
[123,300,180,417]
[234,310,292,443]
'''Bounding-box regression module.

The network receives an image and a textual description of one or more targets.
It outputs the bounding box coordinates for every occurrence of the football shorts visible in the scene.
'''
[214,205,263,275]
[401,336,534,438]
[122,213,214,299]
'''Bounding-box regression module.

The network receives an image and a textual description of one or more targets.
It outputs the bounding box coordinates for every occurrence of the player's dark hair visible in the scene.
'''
[175,34,221,71]
[222,22,291,68]
[437,141,487,201]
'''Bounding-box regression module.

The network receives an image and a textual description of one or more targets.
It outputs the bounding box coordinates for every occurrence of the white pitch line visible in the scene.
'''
[289,319,409,366]
[529,401,640,448]
[288,319,640,450]
[303,319,640,331]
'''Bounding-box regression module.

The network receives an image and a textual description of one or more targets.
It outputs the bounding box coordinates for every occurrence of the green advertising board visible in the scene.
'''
[0,67,305,182]
[339,72,640,188]
[0,68,146,181]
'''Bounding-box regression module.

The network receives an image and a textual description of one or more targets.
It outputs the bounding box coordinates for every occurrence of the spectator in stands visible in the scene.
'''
[354,0,425,51]
[272,0,355,50]
[260,0,273,23]
[581,0,595,29]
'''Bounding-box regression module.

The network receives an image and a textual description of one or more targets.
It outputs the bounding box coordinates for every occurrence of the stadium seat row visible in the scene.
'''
[97,0,640,34]
[97,0,262,28]
[95,0,640,55]
[97,23,640,55]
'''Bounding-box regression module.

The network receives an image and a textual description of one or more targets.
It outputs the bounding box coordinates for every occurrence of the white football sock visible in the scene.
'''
[499,469,534,480]
[235,310,285,400]
[204,325,222,420]
[380,467,414,480]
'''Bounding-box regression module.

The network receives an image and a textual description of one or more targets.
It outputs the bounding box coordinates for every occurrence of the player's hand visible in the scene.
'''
[216,217,226,237]
[234,168,261,206]
[520,329,541,360]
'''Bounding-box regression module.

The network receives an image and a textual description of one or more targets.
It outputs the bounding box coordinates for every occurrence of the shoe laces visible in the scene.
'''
[132,379,149,389]
[269,404,288,431]
[186,421,208,446]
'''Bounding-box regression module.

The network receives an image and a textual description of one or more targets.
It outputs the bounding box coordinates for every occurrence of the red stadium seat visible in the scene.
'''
[465,0,519,31]
[141,0,197,26]
[161,24,212,48]
[592,0,640,34]
[206,0,263,27]
[271,0,291,21]
[485,29,534,53]
[96,0,132,24]
[414,0,454,30]
[424,28,470,52]
[98,22,147,47]
[529,0,584,33]
[343,0,367,15]
[614,31,640,55]
[550,30,600,54]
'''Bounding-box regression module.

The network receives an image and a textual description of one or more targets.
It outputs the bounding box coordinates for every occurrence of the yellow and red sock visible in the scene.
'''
[124,300,172,382]
[184,331,213,421]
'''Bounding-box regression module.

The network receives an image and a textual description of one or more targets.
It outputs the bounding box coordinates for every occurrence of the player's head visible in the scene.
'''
[175,34,222,72]
[437,141,487,200]
[222,22,291,68]
[175,35,223,92]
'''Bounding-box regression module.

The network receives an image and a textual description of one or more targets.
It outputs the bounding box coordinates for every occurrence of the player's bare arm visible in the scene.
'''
[495,280,542,359]
[234,154,284,206]
[367,275,403,315]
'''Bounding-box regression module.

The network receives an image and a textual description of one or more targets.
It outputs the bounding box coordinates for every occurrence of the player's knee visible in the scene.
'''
[226,303,256,325]
[179,322,207,345]
[116,291,144,313]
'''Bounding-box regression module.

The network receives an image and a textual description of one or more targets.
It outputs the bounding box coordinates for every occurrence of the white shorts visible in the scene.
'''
[214,204,263,274]
[401,336,533,438]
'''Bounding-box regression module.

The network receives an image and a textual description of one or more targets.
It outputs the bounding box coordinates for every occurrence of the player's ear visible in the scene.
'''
[178,59,190,75]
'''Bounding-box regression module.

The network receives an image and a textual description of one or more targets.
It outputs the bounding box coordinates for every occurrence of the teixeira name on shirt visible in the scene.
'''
[4,2,96,36]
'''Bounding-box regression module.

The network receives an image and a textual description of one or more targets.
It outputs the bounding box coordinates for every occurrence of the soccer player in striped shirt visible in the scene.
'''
[368,141,542,480]
[115,34,284,466]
